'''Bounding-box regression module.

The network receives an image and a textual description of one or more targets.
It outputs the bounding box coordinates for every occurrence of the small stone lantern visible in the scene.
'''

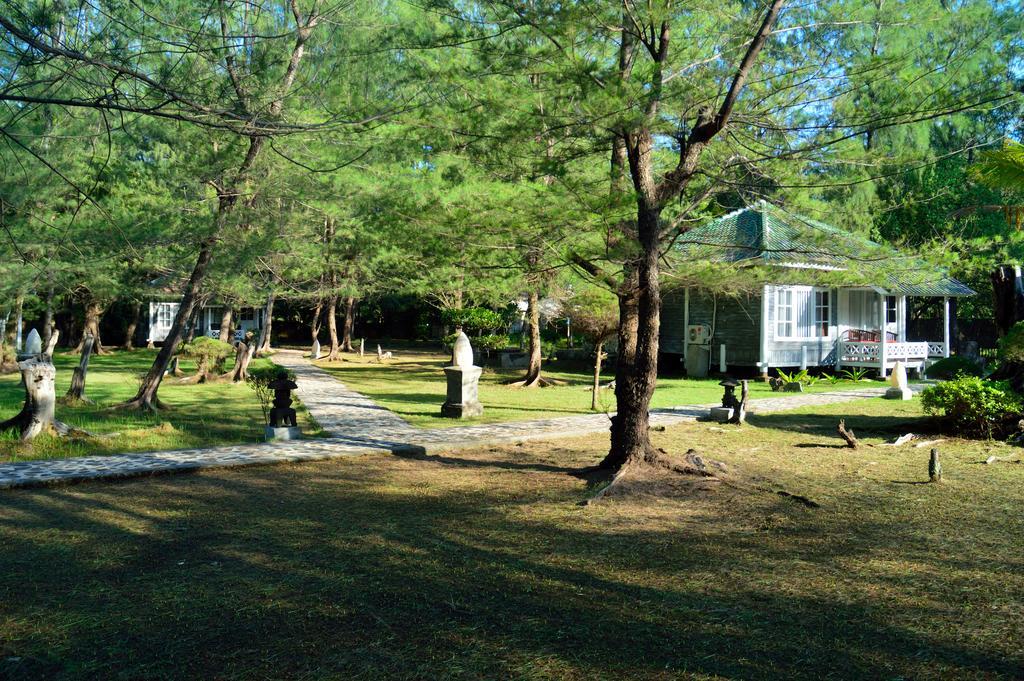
[709,377,740,423]
[441,331,484,418]
[266,370,301,440]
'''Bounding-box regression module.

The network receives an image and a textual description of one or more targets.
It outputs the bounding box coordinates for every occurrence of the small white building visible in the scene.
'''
[146,301,265,344]
[661,204,975,377]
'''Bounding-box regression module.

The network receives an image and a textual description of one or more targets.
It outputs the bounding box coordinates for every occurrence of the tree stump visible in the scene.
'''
[929,448,942,483]
[837,419,858,449]
[0,331,60,441]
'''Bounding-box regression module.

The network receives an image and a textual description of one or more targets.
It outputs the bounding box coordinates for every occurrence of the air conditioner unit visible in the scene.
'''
[688,324,711,345]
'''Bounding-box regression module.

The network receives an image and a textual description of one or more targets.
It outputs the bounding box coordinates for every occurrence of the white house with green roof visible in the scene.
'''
[661,203,974,377]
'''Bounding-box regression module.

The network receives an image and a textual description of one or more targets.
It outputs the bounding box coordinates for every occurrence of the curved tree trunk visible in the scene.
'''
[74,300,106,355]
[326,295,341,361]
[62,335,94,404]
[224,340,256,382]
[511,289,561,387]
[219,307,234,343]
[341,296,355,352]
[42,286,54,350]
[256,292,276,355]
[123,303,141,351]
[117,237,216,411]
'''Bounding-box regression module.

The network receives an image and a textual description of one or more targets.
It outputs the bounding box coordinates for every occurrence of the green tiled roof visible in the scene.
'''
[676,203,975,297]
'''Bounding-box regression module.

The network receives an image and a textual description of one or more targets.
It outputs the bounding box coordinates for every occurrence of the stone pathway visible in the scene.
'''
[0,350,915,490]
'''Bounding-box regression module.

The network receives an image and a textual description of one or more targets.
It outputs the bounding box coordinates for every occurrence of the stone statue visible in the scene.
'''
[23,328,42,357]
[885,361,912,400]
[451,331,474,368]
[265,370,301,440]
[441,332,483,418]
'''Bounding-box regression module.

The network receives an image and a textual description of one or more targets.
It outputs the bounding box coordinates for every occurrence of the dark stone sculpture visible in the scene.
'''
[268,371,298,428]
[719,378,740,410]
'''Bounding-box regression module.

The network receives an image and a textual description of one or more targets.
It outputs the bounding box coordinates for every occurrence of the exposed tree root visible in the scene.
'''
[109,396,171,413]
[582,447,819,509]
[506,375,566,388]
[57,395,94,407]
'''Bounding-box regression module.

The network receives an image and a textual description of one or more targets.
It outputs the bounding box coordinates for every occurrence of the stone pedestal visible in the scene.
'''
[265,426,302,441]
[441,365,484,418]
[885,386,913,400]
[884,361,913,400]
[709,406,733,423]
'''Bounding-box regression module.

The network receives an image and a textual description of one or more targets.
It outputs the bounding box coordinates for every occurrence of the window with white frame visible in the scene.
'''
[775,287,831,339]
[240,308,255,322]
[156,304,175,327]
[776,289,794,338]
[814,290,830,336]
[885,296,898,325]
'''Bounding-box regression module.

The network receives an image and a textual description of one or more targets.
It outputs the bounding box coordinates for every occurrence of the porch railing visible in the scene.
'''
[837,340,931,366]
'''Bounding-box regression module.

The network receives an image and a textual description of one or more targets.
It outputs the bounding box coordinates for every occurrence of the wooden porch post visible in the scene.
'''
[878,291,888,377]
[683,287,690,362]
[759,285,770,380]
[942,297,951,358]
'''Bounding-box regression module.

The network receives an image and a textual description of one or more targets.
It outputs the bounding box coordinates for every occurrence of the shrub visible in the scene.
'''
[246,366,296,425]
[441,307,504,334]
[925,355,984,380]
[178,337,234,376]
[1000,322,1024,364]
[920,376,1021,439]
[476,334,511,351]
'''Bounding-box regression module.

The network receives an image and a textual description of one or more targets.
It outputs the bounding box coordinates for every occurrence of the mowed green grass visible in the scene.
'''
[0,349,322,462]
[0,397,1020,680]
[317,350,878,427]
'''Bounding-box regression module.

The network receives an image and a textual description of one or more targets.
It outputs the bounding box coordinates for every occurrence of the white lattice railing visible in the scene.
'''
[838,341,930,365]
[927,342,947,357]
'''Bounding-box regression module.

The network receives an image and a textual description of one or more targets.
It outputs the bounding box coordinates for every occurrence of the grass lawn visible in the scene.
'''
[0,397,1020,679]
[0,350,322,462]
[316,350,882,428]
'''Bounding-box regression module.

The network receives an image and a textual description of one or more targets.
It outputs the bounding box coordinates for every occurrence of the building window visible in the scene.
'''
[207,307,222,331]
[885,296,898,325]
[157,304,174,327]
[776,289,794,338]
[240,308,254,322]
[814,290,830,336]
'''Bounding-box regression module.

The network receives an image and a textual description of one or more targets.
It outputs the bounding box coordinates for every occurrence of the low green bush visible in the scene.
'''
[999,321,1024,364]
[920,376,1021,439]
[925,355,985,379]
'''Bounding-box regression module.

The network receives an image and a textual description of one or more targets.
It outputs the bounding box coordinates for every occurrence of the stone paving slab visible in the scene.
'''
[0,350,915,491]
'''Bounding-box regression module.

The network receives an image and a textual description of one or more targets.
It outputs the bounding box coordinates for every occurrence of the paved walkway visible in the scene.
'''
[0,350,912,490]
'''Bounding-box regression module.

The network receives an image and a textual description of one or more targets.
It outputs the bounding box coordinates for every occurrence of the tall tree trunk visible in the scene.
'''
[41,286,54,350]
[12,294,23,353]
[226,340,256,382]
[119,237,217,411]
[123,302,141,351]
[521,289,543,386]
[341,296,355,352]
[62,335,94,404]
[592,340,605,411]
[310,299,323,340]
[256,291,276,355]
[74,300,106,355]
[326,295,341,361]
[991,265,1024,337]
[219,307,233,343]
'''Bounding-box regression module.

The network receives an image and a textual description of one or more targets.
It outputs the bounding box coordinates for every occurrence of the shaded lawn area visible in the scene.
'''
[0,350,322,462]
[316,350,881,428]
[1,398,1021,680]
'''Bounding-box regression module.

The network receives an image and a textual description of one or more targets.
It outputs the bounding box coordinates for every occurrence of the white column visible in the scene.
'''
[682,287,690,361]
[898,296,907,342]
[14,311,22,352]
[719,344,727,373]
[800,346,807,371]
[878,291,888,377]
[942,297,951,358]
[759,285,770,377]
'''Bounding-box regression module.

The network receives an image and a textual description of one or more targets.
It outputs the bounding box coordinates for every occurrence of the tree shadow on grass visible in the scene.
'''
[0,457,1019,680]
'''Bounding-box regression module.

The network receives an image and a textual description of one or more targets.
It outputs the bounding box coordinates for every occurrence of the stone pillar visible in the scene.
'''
[441,331,483,418]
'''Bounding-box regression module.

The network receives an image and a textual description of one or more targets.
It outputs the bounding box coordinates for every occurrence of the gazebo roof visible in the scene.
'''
[675,203,975,297]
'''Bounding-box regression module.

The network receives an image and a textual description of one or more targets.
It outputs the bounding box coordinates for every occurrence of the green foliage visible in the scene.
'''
[476,335,511,351]
[921,376,1021,439]
[179,337,234,365]
[841,368,870,382]
[823,373,842,385]
[245,366,297,425]
[998,322,1024,365]
[925,355,985,380]
[441,308,505,334]
[775,369,808,384]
